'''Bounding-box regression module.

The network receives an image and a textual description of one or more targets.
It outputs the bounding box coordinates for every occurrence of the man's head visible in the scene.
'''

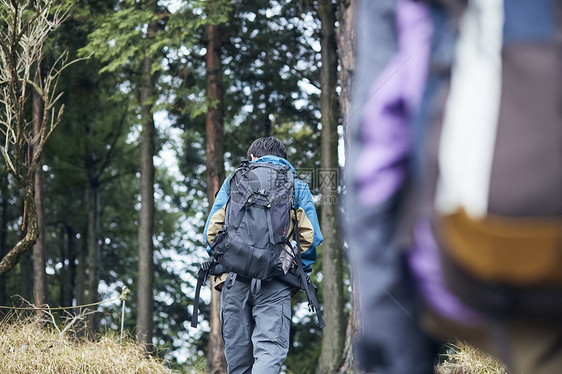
[247,136,288,160]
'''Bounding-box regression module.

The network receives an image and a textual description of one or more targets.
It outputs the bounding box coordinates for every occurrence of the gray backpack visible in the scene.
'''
[191,161,325,328]
[211,161,295,280]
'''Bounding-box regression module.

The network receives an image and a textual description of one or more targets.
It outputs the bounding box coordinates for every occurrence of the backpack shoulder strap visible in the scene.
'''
[292,206,326,328]
[190,258,216,328]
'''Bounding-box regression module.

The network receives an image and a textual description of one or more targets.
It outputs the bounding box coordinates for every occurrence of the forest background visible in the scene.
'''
[0,0,356,372]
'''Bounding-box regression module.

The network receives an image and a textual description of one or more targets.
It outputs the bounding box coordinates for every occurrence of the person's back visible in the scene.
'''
[202,136,323,373]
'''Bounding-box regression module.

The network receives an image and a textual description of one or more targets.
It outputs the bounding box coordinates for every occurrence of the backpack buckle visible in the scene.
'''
[201,259,214,271]
[308,302,315,313]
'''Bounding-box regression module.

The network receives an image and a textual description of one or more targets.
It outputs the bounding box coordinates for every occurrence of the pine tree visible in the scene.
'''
[204,2,228,372]
[336,0,357,372]
[316,0,345,372]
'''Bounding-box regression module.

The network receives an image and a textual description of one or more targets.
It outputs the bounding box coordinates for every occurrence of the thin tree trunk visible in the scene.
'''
[0,182,39,276]
[263,96,271,137]
[264,114,271,138]
[67,224,76,307]
[336,1,357,372]
[136,0,157,351]
[338,286,359,374]
[136,66,156,350]
[317,0,345,372]
[75,226,87,313]
[86,177,100,331]
[17,185,38,302]
[0,171,8,305]
[205,16,227,374]
[60,223,74,308]
[32,86,47,309]
[337,0,356,146]
[19,250,33,303]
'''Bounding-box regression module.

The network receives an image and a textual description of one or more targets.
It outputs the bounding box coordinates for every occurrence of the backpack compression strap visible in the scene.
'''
[293,207,326,328]
[190,259,214,328]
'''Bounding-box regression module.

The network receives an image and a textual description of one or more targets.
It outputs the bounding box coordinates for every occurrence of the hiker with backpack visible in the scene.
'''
[194,136,323,373]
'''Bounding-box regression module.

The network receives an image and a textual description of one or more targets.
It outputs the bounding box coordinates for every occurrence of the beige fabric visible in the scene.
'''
[206,205,226,246]
[213,274,228,291]
[206,205,227,291]
[289,207,315,253]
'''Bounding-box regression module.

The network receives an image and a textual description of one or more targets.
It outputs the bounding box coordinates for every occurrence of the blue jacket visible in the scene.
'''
[203,155,323,272]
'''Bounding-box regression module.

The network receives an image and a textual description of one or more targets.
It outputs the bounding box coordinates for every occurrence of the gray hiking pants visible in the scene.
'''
[220,275,292,374]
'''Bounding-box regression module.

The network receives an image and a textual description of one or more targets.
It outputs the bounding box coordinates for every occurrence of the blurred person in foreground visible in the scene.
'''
[346,1,562,373]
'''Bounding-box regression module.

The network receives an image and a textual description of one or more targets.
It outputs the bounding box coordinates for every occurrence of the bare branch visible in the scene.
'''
[0,0,81,274]
[0,143,16,175]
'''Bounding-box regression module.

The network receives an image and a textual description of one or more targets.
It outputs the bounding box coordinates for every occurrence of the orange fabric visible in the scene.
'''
[440,209,562,286]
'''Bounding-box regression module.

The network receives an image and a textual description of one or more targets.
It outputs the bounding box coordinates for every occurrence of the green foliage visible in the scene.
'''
[221,0,321,164]
[0,0,335,371]
[78,0,232,76]
[79,4,156,73]
[284,300,322,373]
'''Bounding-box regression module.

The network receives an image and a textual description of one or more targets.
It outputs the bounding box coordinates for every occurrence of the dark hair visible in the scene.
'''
[247,136,288,160]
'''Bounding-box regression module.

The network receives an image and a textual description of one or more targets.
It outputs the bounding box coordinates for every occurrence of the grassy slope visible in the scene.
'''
[0,313,176,374]
[436,341,508,374]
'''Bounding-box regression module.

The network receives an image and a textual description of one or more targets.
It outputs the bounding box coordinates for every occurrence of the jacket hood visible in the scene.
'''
[252,155,297,174]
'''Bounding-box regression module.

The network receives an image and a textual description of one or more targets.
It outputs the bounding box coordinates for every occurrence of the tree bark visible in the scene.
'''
[19,250,33,303]
[205,17,227,374]
[60,223,74,308]
[0,0,68,277]
[0,182,38,276]
[0,170,8,305]
[32,86,48,310]
[338,289,359,374]
[75,227,87,314]
[336,1,357,372]
[136,0,157,351]
[16,184,38,301]
[337,0,356,146]
[86,172,100,331]
[264,114,272,138]
[317,0,345,372]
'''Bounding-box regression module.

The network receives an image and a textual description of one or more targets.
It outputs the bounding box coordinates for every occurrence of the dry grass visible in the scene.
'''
[0,311,176,374]
[435,340,508,374]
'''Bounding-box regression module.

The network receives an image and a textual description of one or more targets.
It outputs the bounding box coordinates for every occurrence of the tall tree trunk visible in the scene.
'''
[17,185,38,303]
[0,171,8,305]
[32,87,47,309]
[317,0,345,372]
[136,0,157,351]
[205,17,227,374]
[264,114,271,137]
[0,182,39,276]
[264,95,271,137]
[336,1,357,372]
[86,176,100,331]
[75,227,87,313]
[60,223,74,308]
[337,0,356,146]
[19,249,33,303]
